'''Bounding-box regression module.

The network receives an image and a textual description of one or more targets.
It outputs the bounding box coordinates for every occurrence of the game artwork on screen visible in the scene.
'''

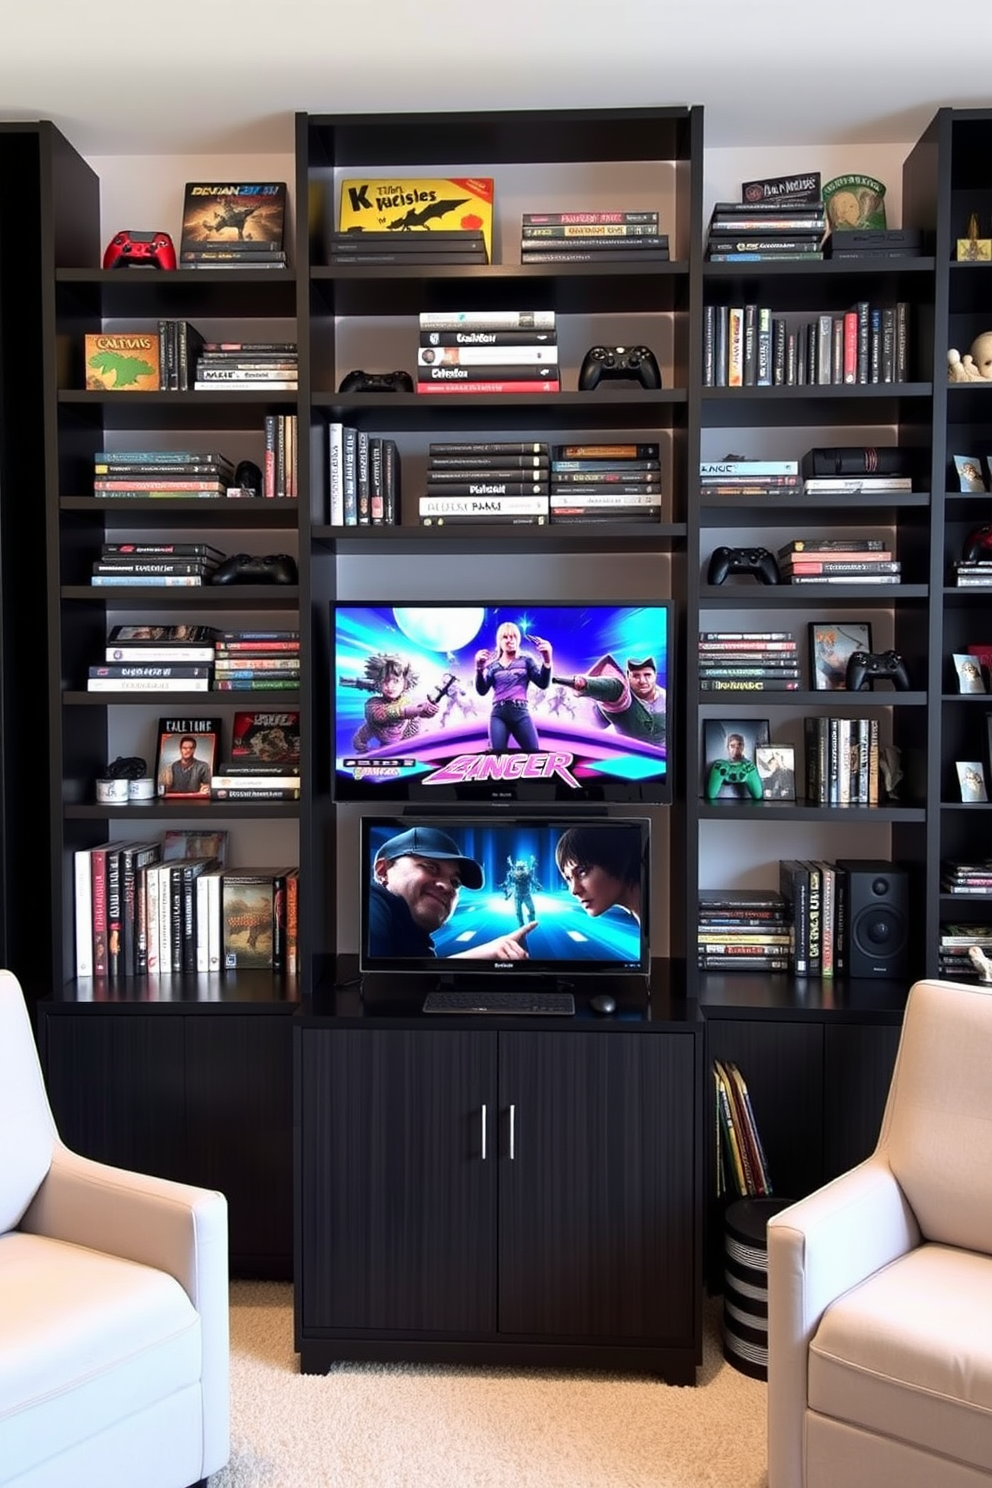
[333,604,670,802]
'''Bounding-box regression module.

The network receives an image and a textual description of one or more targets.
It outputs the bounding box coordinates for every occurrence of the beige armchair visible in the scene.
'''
[0,970,229,1488]
[768,977,992,1488]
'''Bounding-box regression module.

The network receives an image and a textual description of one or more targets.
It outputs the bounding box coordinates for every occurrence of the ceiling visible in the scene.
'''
[2,0,990,157]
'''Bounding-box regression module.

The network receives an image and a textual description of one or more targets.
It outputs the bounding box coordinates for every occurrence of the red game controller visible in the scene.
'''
[103,231,177,271]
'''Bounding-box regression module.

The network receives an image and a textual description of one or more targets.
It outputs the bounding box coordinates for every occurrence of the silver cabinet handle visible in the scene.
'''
[481,1103,487,1161]
[509,1103,516,1160]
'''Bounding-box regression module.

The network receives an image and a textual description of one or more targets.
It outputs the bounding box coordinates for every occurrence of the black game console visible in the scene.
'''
[338,369,414,394]
[845,650,912,691]
[578,345,662,391]
[211,553,298,586]
[707,545,781,586]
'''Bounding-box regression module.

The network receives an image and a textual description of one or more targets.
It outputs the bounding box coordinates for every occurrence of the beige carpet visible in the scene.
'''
[209,1282,768,1488]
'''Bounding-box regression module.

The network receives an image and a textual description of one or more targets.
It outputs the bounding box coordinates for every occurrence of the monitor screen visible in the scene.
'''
[359,815,650,980]
[332,603,672,804]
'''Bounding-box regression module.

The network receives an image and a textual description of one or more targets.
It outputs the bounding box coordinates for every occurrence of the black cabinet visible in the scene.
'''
[296,1018,700,1380]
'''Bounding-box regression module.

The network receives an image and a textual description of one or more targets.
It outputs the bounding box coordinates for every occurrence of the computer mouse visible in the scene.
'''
[590,994,617,1015]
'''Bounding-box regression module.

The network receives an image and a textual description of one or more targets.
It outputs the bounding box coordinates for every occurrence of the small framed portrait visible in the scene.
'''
[957,760,988,802]
[808,621,873,691]
[954,455,987,493]
[702,718,770,799]
[155,717,220,799]
[953,653,987,693]
[755,744,796,801]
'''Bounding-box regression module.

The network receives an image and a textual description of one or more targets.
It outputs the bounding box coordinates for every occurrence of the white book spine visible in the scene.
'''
[145,865,161,975]
[328,422,344,526]
[74,848,93,978]
[196,873,211,973]
[207,872,222,972]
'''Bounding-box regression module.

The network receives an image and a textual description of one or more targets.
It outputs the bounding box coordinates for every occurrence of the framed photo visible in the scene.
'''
[155,716,220,799]
[808,621,873,691]
[953,653,987,693]
[954,454,987,493]
[755,744,796,801]
[702,718,770,799]
[956,760,988,802]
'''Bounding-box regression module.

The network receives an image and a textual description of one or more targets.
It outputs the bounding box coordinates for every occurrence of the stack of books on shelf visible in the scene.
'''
[90,540,221,589]
[780,537,901,586]
[263,413,299,500]
[89,623,219,693]
[155,320,205,389]
[952,559,992,588]
[329,229,488,266]
[419,441,549,526]
[714,1058,773,1199]
[703,302,910,387]
[328,425,400,525]
[802,474,913,500]
[803,718,880,805]
[941,858,992,897]
[698,630,800,692]
[549,442,661,524]
[705,197,826,263]
[93,449,235,501]
[698,888,792,973]
[519,210,668,264]
[778,859,838,977]
[699,457,802,498]
[336,175,494,263]
[938,923,992,980]
[416,311,559,394]
[193,342,298,391]
[179,181,288,270]
[212,631,301,693]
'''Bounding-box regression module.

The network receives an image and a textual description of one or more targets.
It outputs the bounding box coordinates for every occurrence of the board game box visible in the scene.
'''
[337,177,494,260]
[180,183,287,255]
[85,333,160,391]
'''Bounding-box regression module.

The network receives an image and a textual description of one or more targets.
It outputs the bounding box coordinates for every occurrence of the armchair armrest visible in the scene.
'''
[766,1155,920,1488]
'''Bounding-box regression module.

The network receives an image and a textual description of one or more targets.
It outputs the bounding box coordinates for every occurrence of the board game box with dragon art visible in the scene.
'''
[337,177,494,260]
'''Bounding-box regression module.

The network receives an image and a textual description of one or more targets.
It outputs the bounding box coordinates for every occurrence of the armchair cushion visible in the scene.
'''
[0,972,54,1232]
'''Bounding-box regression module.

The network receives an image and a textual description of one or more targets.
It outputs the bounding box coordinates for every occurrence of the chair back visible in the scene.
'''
[0,970,56,1231]
[882,978,992,1253]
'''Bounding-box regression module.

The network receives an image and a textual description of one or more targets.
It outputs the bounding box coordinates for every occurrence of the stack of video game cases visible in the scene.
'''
[90,540,222,588]
[549,442,661,523]
[705,199,826,262]
[193,343,298,391]
[417,311,559,394]
[93,449,235,500]
[329,229,488,266]
[212,630,301,693]
[419,442,550,526]
[88,621,221,693]
[520,211,668,264]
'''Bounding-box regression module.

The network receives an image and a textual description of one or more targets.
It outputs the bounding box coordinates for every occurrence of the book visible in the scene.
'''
[222,869,287,968]
[521,211,658,225]
[84,333,160,391]
[339,177,494,260]
[419,311,556,330]
[155,717,220,799]
[180,182,287,256]
[415,380,561,395]
[74,848,94,978]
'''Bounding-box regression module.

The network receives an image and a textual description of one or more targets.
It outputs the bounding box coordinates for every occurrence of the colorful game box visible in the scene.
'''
[338,177,494,260]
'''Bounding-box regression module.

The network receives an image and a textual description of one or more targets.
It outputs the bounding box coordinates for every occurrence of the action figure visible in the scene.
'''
[554,653,666,747]
[503,854,540,927]
[340,653,445,754]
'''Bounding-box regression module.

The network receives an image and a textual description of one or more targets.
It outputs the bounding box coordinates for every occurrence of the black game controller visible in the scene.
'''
[211,553,298,586]
[962,524,992,562]
[845,650,912,691]
[338,369,414,394]
[578,345,662,391]
[705,758,764,802]
[707,545,781,585]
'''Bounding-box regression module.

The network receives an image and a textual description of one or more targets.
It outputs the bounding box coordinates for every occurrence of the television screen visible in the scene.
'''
[332,603,672,803]
[360,815,651,980]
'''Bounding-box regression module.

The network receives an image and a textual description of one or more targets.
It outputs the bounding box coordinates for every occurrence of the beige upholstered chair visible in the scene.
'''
[767,977,992,1488]
[0,969,229,1488]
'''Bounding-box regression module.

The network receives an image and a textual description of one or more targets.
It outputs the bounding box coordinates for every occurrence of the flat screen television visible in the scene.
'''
[332,602,673,804]
[360,814,651,983]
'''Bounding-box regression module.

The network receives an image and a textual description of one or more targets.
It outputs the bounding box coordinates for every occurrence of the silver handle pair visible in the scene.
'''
[480,1104,516,1160]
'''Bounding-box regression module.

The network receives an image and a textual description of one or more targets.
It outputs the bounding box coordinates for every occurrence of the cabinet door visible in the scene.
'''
[823,1021,900,1179]
[299,1027,497,1333]
[497,1030,697,1341]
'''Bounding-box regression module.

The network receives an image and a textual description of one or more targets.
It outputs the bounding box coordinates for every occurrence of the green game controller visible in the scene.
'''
[705,757,763,801]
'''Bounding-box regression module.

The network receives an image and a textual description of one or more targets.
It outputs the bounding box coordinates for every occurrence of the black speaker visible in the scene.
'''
[836,859,909,978]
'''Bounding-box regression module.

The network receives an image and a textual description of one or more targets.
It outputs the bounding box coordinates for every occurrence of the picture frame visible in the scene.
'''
[956,760,988,803]
[702,718,770,799]
[807,621,873,691]
[155,716,220,799]
[755,744,796,801]
[954,454,987,492]
[953,653,987,694]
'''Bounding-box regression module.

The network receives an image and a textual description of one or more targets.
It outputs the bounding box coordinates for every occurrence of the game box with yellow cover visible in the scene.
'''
[338,177,494,260]
[84,333,161,391]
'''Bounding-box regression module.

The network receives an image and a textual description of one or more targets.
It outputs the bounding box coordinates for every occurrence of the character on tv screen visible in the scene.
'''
[554,824,642,925]
[474,622,552,752]
[503,854,540,927]
[370,826,537,960]
[343,652,440,754]
[557,653,666,748]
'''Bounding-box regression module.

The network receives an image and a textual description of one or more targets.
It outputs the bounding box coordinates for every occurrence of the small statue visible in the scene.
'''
[968,944,992,985]
[948,330,992,383]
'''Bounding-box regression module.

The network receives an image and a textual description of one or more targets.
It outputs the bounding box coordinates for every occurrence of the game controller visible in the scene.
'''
[707,545,781,585]
[705,758,764,802]
[103,230,177,271]
[211,553,298,586]
[962,524,992,562]
[578,345,662,391]
[338,369,414,394]
[845,650,912,691]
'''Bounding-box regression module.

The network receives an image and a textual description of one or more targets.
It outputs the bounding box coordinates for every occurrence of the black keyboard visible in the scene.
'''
[422,989,575,1016]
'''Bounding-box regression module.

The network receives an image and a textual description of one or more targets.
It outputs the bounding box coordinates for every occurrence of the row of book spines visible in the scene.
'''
[714,1059,772,1198]
[263,414,298,500]
[702,303,911,387]
[778,860,851,977]
[75,846,298,978]
[328,427,400,526]
[804,716,881,806]
[155,320,205,391]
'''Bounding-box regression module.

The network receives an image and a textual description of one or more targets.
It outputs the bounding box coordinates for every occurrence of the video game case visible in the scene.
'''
[556,443,659,460]
[549,508,661,524]
[419,494,549,516]
[698,677,801,690]
[520,249,670,263]
[520,235,669,251]
[420,514,547,526]
[419,365,559,384]
[522,223,663,238]
[521,211,658,225]
[418,345,558,366]
[419,311,556,330]
[550,482,659,497]
[332,250,488,265]
[427,469,550,485]
[213,679,300,691]
[430,455,550,471]
[550,490,661,507]
[416,380,560,395]
[422,330,556,349]
[429,442,550,455]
